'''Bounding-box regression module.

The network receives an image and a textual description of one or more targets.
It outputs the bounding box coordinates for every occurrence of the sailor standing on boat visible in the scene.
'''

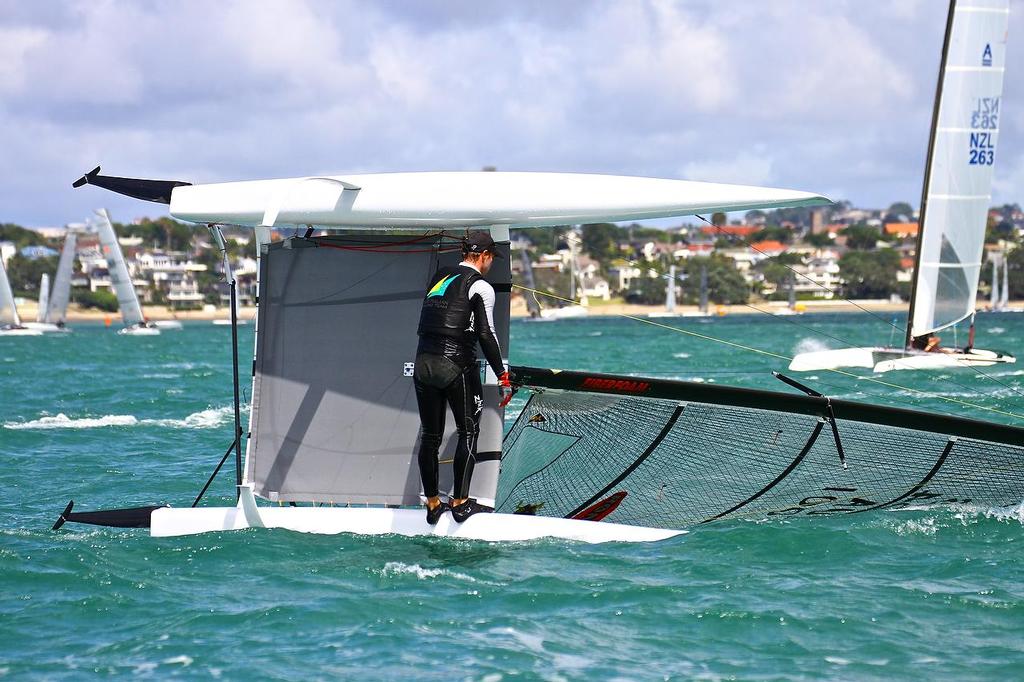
[414,231,511,524]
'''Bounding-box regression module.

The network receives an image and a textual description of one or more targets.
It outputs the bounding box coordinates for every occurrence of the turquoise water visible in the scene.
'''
[2,314,1023,680]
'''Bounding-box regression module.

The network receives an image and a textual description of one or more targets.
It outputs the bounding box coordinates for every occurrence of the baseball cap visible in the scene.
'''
[463,231,503,257]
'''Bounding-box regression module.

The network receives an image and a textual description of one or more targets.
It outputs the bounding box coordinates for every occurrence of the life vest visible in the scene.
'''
[417,265,482,341]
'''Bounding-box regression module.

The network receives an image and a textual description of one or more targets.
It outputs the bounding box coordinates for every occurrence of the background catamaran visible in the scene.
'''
[91,208,184,335]
[23,226,78,333]
[55,166,1024,541]
[790,0,1015,373]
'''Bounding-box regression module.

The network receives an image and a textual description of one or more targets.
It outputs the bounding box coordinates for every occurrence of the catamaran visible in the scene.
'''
[790,0,1015,373]
[23,226,78,333]
[53,165,1024,541]
[90,208,164,335]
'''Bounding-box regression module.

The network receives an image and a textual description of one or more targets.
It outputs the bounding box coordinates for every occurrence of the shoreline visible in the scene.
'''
[13,299,1023,322]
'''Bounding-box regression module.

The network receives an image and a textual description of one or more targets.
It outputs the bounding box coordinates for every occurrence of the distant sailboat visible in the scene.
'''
[648,264,680,318]
[988,251,1022,313]
[23,227,78,333]
[36,274,49,323]
[92,209,160,335]
[791,0,1015,372]
[540,231,588,319]
[0,258,41,336]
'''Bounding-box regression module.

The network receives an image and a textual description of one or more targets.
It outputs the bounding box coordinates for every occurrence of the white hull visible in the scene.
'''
[0,327,43,337]
[118,325,161,336]
[873,348,1015,373]
[789,346,1016,373]
[21,322,69,333]
[647,312,680,318]
[151,504,684,544]
[152,320,183,330]
[212,319,248,326]
[540,305,588,320]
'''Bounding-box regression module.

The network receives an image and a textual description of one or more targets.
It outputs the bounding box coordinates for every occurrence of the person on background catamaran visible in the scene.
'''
[414,231,512,524]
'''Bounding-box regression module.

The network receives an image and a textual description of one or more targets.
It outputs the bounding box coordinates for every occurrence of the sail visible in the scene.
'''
[497,367,1024,527]
[0,258,21,327]
[47,229,78,324]
[247,234,510,505]
[92,209,145,326]
[36,274,50,323]
[519,246,542,317]
[910,0,1010,338]
[665,265,677,313]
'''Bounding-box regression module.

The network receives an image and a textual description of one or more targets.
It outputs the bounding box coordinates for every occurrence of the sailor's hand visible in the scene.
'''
[498,371,515,408]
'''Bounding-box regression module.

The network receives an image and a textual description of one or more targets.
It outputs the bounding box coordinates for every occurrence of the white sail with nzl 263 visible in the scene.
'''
[790,0,1016,373]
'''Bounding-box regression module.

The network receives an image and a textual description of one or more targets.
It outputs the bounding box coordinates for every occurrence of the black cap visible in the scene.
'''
[463,231,503,257]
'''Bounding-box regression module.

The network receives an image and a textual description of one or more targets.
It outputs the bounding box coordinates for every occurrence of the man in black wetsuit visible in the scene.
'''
[415,231,511,524]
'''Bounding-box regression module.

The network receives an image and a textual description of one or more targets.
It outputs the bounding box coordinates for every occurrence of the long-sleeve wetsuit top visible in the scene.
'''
[416,262,506,377]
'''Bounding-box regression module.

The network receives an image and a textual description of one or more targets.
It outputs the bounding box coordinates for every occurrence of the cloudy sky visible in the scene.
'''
[1,0,1021,226]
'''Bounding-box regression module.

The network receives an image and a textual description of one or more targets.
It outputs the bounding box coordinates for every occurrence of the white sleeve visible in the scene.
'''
[469,279,499,339]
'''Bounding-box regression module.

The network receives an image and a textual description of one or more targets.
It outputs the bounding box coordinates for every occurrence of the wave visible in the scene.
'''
[672,352,691,359]
[4,414,139,429]
[3,406,236,431]
[379,561,478,583]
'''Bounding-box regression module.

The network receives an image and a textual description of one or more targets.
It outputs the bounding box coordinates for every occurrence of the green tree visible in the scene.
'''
[73,289,119,312]
[580,223,623,261]
[843,223,883,250]
[623,272,667,305]
[755,253,804,297]
[680,255,749,304]
[0,224,49,248]
[751,224,794,244]
[711,212,727,227]
[805,232,835,247]
[1007,246,1024,299]
[840,250,900,298]
[886,202,914,219]
[5,254,58,296]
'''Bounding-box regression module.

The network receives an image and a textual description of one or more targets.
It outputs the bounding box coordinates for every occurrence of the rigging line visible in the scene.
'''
[699,215,1024,404]
[511,283,1024,423]
[695,214,906,335]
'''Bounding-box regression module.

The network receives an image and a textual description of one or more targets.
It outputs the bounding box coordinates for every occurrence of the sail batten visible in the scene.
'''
[909,0,1009,341]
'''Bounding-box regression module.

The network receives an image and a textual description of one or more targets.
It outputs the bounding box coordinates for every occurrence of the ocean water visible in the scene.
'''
[2,313,1023,680]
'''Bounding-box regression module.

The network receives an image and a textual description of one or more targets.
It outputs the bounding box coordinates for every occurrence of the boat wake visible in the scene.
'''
[793,337,832,356]
[3,406,236,430]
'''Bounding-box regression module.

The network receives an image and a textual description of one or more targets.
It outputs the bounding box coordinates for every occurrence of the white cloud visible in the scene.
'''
[681,151,775,186]
[0,0,1021,225]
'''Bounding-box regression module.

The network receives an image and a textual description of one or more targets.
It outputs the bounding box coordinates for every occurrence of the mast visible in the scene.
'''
[665,264,677,313]
[1000,250,1009,309]
[990,258,999,309]
[905,0,957,350]
[699,265,709,314]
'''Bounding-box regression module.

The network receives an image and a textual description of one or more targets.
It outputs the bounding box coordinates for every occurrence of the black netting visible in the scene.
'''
[496,389,1024,527]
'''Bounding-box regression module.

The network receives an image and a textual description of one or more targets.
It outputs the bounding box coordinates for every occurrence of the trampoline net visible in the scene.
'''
[497,388,1024,527]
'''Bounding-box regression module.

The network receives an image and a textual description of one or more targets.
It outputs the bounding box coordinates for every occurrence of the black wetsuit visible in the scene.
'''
[414,263,505,499]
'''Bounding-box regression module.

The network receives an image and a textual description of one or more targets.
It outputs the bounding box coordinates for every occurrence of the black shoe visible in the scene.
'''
[450,499,493,523]
[426,502,449,525]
